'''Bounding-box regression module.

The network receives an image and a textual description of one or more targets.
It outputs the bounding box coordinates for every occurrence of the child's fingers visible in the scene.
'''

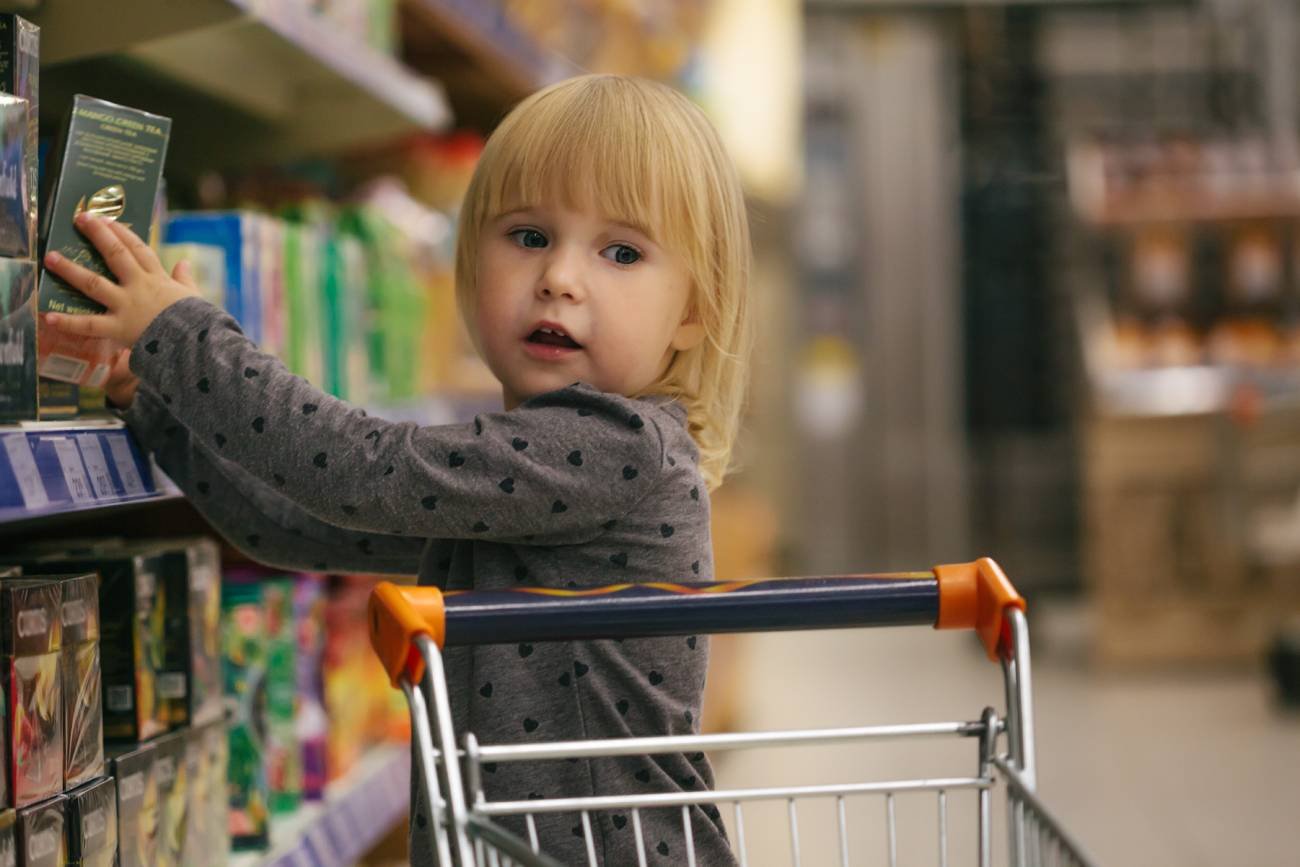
[43,250,126,309]
[106,218,166,275]
[74,213,143,281]
[170,259,197,288]
[42,310,118,340]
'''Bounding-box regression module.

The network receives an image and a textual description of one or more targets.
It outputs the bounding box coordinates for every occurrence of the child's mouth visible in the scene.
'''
[527,327,582,349]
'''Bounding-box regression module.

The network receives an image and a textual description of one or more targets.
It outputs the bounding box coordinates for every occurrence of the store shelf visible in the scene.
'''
[30,0,451,171]
[230,744,411,867]
[0,420,181,529]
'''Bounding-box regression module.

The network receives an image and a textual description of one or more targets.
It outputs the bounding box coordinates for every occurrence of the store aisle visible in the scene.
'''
[710,605,1300,867]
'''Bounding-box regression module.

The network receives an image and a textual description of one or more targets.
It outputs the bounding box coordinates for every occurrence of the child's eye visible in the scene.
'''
[508,228,548,249]
[600,244,642,266]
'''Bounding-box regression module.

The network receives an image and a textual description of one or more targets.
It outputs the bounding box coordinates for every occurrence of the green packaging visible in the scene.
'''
[65,776,115,867]
[262,577,300,814]
[15,794,63,867]
[37,95,171,387]
[0,14,37,259]
[152,730,186,867]
[0,258,35,422]
[59,574,103,789]
[221,579,268,850]
[0,579,62,809]
[109,743,156,867]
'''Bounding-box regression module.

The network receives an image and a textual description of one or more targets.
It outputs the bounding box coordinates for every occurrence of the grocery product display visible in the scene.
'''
[15,792,64,867]
[58,573,102,790]
[1,578,63,809]
[65,775,115,867]
[0,258,36,423]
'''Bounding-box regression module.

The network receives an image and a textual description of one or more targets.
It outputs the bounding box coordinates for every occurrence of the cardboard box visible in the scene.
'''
[152,730,185,867]
[0,259,36,422]
[64,776,115,867]
[0,809,14,867]
[0,580,62,808]
[185,721,228,867]
[221,579,269,850]
[19,549,169,742]
[59,574,103,789]
[0,96,28,263]
[164,212,261,345]
[37,95,171,387]
[109,743,155,867]
[263,577,300,814]
[34,379,75,421]
[15,795,63,867]
[0,14,37,260]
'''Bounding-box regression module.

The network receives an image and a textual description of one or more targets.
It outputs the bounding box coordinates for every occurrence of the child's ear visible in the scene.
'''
[671,317,706,351]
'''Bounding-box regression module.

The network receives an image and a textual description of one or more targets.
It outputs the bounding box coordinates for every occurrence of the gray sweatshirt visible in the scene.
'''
[121,297,735,866]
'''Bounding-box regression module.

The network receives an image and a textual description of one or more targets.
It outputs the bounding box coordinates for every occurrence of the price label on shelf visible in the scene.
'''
[76,434,117,499]
[2,433,50,509]
[52,438,94,504]
[107,433,147,496]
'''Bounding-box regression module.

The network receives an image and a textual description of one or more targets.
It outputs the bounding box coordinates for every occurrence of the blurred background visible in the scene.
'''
[3,0,1300,865]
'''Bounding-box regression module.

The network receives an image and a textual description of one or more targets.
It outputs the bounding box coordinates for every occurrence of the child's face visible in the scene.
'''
[474,203,701,408]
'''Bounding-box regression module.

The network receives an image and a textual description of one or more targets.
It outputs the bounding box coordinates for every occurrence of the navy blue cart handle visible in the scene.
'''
[370,559,1025,690]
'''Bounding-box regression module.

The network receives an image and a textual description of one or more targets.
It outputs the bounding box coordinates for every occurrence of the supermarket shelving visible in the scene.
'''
[30,0,451,171]
[229,744,411,867]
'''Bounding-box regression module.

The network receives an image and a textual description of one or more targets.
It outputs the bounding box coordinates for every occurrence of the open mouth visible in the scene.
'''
[526,326,582,350]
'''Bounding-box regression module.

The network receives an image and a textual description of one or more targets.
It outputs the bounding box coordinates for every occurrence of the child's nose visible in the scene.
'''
[537,252,586,301]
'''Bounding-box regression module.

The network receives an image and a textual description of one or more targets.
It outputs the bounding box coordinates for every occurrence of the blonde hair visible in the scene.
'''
[455,75,753,491]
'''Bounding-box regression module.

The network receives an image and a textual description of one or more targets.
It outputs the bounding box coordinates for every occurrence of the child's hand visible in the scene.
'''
[41,214,201,349]
[103,348,140,410]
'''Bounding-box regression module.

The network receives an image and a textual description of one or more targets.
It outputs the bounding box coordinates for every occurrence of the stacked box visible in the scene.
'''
[15,795,63,867]
[0,96,29,261]
[190,721,229,867]
[164,212,262,345]
[37,95,171,387]
[34,380,75,421]
[0,14,37,259]
[221,579,269,850]
[65,777,115,867]
[0,256,35,422]
[109,743,155,867]
[0,810,13,867]
[152,730,185,867]
[178,538,223,728]
[294,575,328,799]
[59,574,103,789]
[20,549,169,742]
[262,577,300,814]
[0,580,62,808]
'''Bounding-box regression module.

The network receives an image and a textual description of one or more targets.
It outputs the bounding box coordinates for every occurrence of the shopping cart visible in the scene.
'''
[368,558,1095,867]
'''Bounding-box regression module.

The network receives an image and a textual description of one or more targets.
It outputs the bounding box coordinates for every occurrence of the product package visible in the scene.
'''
[262,576,300,814]
[0,258,35,422]
[109,743,156,867]
[19,548,169,742]
[163,212,262,345]
[195,721,229,867]
[15,795,63,867]
[34,379,75,420]
[152,730,185,867]
[0,97,30,263]
[0,810,13,867]
[0,14,37,259]
[65,776,115,867]
[59,573,103,789]
[294,575,328,799]
[37,95,171,387]
[175,538,223,728]
[0,579,63,808]
[221,578,269,850]
[281,221,324,385]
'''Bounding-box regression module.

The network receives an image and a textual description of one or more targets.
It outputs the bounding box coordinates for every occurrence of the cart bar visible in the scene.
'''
[933,558,1026,660]
[369,559,1025,686]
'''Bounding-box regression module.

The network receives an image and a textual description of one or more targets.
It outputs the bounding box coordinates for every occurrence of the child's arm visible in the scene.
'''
[125,385,426,575]
[44,219,671,546]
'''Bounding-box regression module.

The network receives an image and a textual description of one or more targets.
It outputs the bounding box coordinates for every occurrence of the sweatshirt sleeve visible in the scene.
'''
[121,385,426,574]
[128,298,667,546]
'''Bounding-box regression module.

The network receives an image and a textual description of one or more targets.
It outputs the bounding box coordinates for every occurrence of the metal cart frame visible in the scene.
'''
[369,558,1095,866]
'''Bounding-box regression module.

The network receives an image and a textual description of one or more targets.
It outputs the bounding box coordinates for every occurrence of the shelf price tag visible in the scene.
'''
[52,437,94,504]
[2,433,50,509]
[76,434,117,499]
[106,433,147,496]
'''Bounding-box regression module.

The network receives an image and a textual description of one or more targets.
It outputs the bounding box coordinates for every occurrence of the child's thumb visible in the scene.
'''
[171,259,197,288]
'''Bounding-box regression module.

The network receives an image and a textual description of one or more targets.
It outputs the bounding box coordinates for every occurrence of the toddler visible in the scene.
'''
[42,74,753,865]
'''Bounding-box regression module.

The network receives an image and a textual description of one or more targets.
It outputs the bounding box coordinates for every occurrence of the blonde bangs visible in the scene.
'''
[456,75,753,491]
